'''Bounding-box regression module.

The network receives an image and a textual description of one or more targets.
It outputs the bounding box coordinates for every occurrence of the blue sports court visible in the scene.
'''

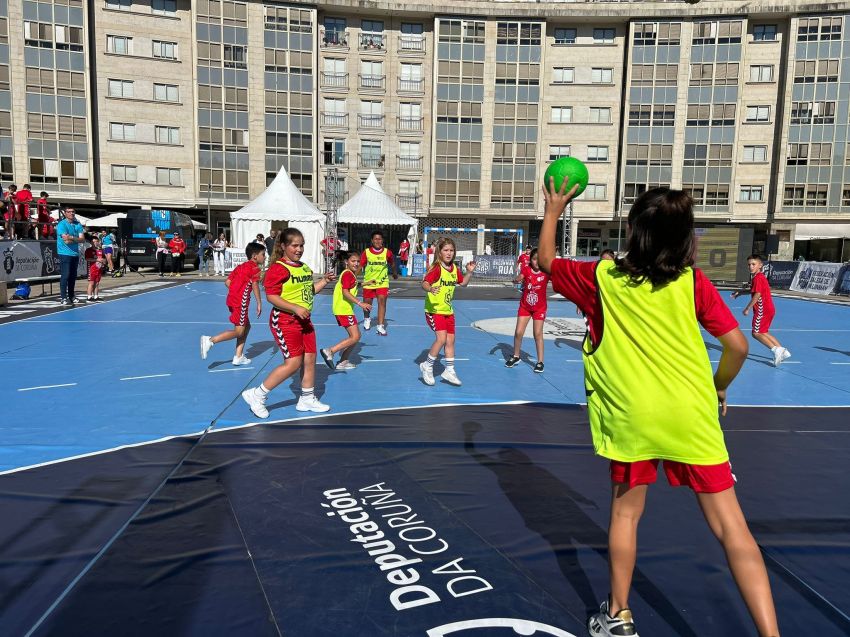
[1,281,849,636]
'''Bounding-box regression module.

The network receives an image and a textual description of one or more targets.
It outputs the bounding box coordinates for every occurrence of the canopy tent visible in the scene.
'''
[795,223,850,241]
[230,166,325,271]
[338,172,416,231]
[50,210,92,226]
[191,219,208,231]
[85,212,126,228]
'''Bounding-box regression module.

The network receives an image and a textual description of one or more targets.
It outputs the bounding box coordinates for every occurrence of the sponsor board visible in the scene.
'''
[763,260,799,290]
[473,255,518,279]
[790,261,842,295]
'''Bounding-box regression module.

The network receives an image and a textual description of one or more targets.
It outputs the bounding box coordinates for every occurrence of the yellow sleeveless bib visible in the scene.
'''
[363,248,389,289]
[583,260,728,464]
[277,260,314,311]
[332,268,358,315]
[424,264,459,315]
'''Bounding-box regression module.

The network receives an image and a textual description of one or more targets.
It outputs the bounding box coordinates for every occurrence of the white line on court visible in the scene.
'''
[830,362,850,365]
[120,374,172,381]
[18,383,77,392]
[362,358,402,363]
[209,367,255,372]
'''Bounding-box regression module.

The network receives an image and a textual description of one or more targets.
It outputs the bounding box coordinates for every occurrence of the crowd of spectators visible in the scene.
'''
[0,184,51,240]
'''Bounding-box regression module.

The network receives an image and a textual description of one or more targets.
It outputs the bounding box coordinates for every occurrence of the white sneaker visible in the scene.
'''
[232,355,251,365]
[588,600,639,637]
[376,324,387,336]
[336,360,356,370]
[242,388,268,419]
[441,367,462,386]
[200,335,213,359]
[364,317,372,330]
[780,348,791,361]
[296,394,331,413]
[773,347,783,367]
[420,362,435,386]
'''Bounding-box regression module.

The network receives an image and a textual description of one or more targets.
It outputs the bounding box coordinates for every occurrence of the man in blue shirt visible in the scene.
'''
[56,207,86,305]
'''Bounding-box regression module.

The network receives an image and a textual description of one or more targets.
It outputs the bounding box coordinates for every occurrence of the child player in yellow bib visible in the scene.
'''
[242,228,336,419]
[419,237,476,386]
[539,181,779,637]
[361,230,398,335]
[320,251,372,371]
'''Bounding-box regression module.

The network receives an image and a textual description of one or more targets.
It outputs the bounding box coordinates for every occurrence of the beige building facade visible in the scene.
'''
[5,1,850,259]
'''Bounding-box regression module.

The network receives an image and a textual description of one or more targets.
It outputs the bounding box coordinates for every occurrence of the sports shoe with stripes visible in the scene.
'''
[242,388,269,419]
[588,600,639,637]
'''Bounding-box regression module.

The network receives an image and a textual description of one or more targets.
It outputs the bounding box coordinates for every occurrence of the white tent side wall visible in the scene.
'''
[232,219,269,254]
[231,218,324,273]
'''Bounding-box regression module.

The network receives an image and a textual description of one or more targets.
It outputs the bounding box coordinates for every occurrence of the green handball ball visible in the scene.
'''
[544,157,589,197]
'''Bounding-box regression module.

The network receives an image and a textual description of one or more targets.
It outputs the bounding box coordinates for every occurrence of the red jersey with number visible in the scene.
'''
[520,265,549,313]
[750,272,774,315]
[226,260,261,308]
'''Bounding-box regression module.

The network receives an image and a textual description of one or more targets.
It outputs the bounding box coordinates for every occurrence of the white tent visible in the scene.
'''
[230,166,325,271]
[338,172,417,232]
[50,209,92,226]
[85,212,126,228]
[191,218,208,230]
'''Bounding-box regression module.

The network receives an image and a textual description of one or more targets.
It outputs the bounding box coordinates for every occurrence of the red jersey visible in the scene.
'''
[517,253,531,269]
[423,262,465,285]
[340,269,356,290]
[36,198,50,222]
[227,260,261,307]
[168,238,186,254]
[520,265,550,312]
[398,241,410,261]
[14,189,32,219]
[750,272,775,314]
[264,260,303,297]
[84,247,103,263]
[550,259,737,346]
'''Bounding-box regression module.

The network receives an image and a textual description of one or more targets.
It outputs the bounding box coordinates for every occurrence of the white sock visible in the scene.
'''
[301,387,314,398]
[445,357,455,369]
[257,383,271,397]
[426,355,436,368]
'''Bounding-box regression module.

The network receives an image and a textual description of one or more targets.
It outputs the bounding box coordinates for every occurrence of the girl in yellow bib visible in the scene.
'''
[539,182,779,637]
[242,228,336,419]
[320,251,372,371]
[419,238,476,386]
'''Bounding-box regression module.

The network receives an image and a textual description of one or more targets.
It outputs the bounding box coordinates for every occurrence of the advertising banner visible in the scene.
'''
[764,260,799,290]
[836,265,850,295]
[224,247,247,273]
[411,254,427,278]
[472,255,517,279]
[790,261,842,295]
[1,241,43,282]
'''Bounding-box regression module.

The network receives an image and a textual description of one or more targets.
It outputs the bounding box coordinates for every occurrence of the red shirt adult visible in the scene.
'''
[398,240,410,262]
[549,259,737,346]
[750,272,775,315]
[15,189,33,220]
[520,264,550,315]
[226,260,261,308]
[168,237,186,254]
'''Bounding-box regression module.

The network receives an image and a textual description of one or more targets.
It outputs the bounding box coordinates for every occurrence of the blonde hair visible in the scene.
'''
[428,237,456,272]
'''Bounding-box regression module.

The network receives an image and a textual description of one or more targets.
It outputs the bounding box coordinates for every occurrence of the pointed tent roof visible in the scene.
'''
[337,172,416,226]
[230,166,324,222]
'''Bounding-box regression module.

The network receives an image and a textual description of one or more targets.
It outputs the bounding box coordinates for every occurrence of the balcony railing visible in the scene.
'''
[398,35,425,53]
[321,28,349,48]
[358,114,385,129]
[396,155,423,170]
[397,116,424,132]
[321,112,349,128]
[359,74,386,90]
[358,153,385,169]
[396,193,422,209]
[320,72,349,89]
[359,32,386,51]
[398,78,424,93]
[322,151,348,167]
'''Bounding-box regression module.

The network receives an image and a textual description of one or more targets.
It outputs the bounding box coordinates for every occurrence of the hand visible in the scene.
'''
[324,272,337,283]
[716,388,728,416]
[466,261,476,273]
[542,175,580,220]
[364,279,377,287]
[429,285,441,294]
[742,308,749,316]
[256,304,262,318]
[359,301,372,312]
[294,306,310,320]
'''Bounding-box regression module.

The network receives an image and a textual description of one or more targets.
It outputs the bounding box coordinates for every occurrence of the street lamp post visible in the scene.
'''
[616,196,626,255]
[206,182,212,235]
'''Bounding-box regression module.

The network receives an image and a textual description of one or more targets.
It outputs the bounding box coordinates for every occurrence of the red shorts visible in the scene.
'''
[610,459,735,494]
[228,303,251,327]
[89,265,102,283]
[518,304,547,321]
[269,309,316,359]
[752,306,774,334]
[363,287,389,300]
[426,312,455,334]
[335,314,358,327]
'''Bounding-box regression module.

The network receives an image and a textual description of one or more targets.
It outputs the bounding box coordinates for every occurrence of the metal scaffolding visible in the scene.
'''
[324,167,339,274]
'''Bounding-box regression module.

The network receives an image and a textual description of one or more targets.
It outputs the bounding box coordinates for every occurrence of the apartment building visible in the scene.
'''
[2,1,850,261]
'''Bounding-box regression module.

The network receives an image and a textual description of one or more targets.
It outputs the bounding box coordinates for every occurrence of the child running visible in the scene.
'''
[539,182,779,637]
[732,255,790,367]
[200,242,265,366]
[242,229,335,418]
[505,247,549,372]
[419,238,476,386]
[361,230,398,335]
[320,251,372,371]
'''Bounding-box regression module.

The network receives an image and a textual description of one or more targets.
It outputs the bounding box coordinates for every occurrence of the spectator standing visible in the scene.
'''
[398,238,410,272]
[264,230,276,262]
[155,231,169,277]
[213,232,228,275]
[198,232,213,276]
[15,184,33,239]
[4,185,17,239]
[168,231,186,276]
[56,208,85,305]
[36,192,52,239]
[101,229,117,274]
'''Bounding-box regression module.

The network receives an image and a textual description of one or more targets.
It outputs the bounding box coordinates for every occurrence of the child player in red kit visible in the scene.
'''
[86,244,105,302]
[505,247,549,372]
[732,254,790,367]
[200,242,265,366]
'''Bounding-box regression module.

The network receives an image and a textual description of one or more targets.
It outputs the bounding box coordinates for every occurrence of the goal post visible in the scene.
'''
[420,226,524,281]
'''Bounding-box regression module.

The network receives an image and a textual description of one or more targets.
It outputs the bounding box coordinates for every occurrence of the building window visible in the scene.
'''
[153,41,178,60]
[551,106,572,123]
[109,122,135,141]
[584,184,607,200]
[743,145,767,163]
[749,65,773,82]
[24,22,53,47]
[745,105,770,122]
[783,185,804,206]
[753,24,777,41]
[587,146,608,162]
[106,0,132,10]
[593,28,615,44]
[589,107,611,123]
[806,184,828,206]
[155,126,180,144]
[111,165,137,182]
[223,45,247,69]
[156,167,181,186]
[108,79,134,98]
[152,0,177,16]
[548,145,570,160]
[739,185,764,202]
[553,67,574,84]
[153,83,179,102]
[591,68,613,83]
[553,28,576,44]
[106,35,133,55]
